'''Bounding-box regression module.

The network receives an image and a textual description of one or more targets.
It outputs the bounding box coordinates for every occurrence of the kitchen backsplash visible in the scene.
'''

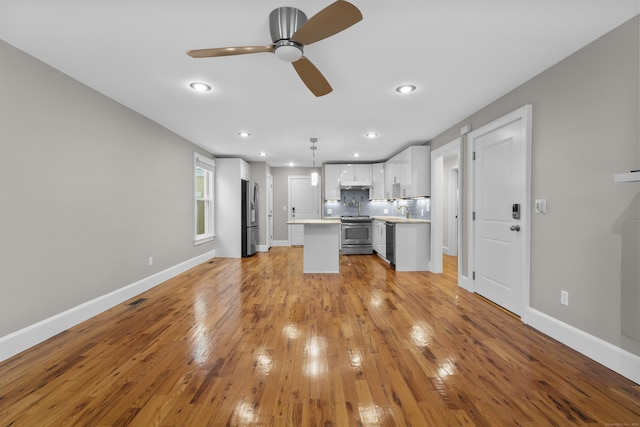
[323,189,430,220]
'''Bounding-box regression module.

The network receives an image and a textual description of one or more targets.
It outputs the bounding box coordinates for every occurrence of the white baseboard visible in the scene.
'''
[257,244,269,252]
[526,307,640,384]
[271,240,290,247]
[0,249,215,362]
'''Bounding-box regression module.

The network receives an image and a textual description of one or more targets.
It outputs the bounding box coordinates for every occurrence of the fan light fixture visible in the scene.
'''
[365,132,378,138]
[238,131,251,137]
[274,41,303,62]
[189,82,211,92]
[396,84,416,94]
[258,152,268,157]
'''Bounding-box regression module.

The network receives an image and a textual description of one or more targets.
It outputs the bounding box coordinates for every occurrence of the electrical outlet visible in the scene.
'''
[148,256,153,266]
[327,208,332,215]
[561,290,569,306]
[383,209,389,214]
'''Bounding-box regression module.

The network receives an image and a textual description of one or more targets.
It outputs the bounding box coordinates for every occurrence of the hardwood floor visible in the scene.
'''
[1,248,639,426]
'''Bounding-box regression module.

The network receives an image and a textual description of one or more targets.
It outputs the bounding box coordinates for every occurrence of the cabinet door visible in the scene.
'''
[339,164,355,185]
[384,159,395,198]
[409,145,431,197]
[240,160,250,180]
[323,164,341,200]
[371,163,385,199]
[354,164,372,186]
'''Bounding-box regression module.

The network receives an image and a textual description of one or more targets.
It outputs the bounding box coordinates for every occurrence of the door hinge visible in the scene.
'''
[472,151,476,160]
[472,271,476,280]
[472,211,476,220]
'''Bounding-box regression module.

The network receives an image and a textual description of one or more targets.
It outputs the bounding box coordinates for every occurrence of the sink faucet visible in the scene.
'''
[398,204,410,219]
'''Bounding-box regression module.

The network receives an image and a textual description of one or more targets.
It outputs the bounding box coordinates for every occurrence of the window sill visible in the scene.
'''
[194,235,214,246]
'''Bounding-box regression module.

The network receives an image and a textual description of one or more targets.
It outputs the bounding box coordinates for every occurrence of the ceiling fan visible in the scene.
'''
[186,0,363,97]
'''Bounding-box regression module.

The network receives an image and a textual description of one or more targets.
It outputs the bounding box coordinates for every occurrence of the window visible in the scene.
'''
[194,153,215,245]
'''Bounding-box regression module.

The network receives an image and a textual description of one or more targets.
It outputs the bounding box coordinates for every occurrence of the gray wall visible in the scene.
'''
[250,161,271,246]
[271,167,318,241]
[0,40,214,337]
[430,16,640,355]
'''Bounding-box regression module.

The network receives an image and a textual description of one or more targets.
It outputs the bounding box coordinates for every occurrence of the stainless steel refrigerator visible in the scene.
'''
[241,180,259,257]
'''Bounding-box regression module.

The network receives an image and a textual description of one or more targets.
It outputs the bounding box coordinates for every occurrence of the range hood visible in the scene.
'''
[340,184,371,190]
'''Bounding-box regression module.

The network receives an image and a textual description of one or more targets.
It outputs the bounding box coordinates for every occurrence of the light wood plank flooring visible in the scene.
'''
[1,248,639,426]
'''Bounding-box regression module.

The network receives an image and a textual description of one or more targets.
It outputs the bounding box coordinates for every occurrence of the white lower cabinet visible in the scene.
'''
[394,223,430,271]
[373,219,386,259]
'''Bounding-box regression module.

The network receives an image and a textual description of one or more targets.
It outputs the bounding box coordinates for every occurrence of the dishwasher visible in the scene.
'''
[385,222,395,269]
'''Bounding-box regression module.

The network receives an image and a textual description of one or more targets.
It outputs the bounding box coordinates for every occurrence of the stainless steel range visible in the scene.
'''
[341,215,373,255]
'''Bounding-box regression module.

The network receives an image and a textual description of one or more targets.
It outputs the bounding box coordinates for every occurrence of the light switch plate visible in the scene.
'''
[535,199,547,214]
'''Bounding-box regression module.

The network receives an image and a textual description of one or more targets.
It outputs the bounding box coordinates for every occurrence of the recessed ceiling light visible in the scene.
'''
[258,152,268,157]
[396,84,416,94]
[365,132,378,138]
[189,82,211,92]
[288,162,295,167]
[352,153,361,157]
[238,131,251,138]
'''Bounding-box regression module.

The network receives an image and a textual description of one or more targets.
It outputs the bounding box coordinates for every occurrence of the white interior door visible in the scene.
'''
[288,176,320,246]
[470,105,531,316]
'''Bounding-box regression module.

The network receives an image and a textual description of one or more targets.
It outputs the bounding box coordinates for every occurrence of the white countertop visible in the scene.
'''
[287,219,341,225]
[372,216,431,224]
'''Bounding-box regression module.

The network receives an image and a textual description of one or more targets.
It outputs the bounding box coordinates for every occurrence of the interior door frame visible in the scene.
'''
[466,104,532,322]
[448,166,459,256]
[267,174,273,250]
[430,137,461,276]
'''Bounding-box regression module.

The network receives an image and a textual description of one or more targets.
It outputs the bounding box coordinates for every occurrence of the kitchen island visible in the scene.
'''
[373,217,431,272]
[286,219,341,273]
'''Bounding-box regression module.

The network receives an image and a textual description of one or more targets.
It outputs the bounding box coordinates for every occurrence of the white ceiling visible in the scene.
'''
[1,1,638,167]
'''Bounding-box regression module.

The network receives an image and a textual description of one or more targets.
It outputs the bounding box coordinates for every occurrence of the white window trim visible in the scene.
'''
[194,153,215,245]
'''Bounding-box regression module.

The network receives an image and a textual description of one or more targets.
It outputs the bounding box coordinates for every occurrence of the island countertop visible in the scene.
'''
[372,216,431,224]
[287,219,341,225]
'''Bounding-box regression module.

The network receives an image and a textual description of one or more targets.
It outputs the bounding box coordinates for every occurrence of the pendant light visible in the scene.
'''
[310,138,319,186]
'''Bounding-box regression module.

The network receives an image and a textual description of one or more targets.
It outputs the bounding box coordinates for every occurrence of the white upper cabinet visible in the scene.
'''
[240,160,250,181]
[323,164,341,200]
[371,162,385,200]
[340,163,372,186]
[383,145,430,199]
[408,145,430,198]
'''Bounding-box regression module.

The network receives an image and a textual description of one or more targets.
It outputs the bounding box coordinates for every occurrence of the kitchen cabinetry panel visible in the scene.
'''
[371,163,385,200]
[373,219,387,258]
[240,160,250,181]
[384,145,430,199]
[340,163,372,186]
[323,164,341,200]
[394,222,430,271]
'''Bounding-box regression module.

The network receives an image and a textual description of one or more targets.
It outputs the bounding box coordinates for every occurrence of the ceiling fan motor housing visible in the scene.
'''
[270,7,307,62]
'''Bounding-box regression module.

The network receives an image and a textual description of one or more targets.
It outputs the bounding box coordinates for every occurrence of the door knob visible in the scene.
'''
[510,225,521,232]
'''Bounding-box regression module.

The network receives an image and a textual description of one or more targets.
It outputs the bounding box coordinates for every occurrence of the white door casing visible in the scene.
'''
[431,138,462,275]
[288,175,320,246]
[467,105,532,318]
[448,167,459,256]
[267,174,273,249]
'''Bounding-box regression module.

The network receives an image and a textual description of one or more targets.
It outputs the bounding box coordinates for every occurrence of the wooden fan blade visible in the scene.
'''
[292,57,332,97]
[291,0,362,46]
[186,45,275,58]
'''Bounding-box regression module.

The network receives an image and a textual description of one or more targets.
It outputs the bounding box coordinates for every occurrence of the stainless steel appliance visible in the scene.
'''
[241,180,259,257]
[341,215,373,255]
[386,221,395,269]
